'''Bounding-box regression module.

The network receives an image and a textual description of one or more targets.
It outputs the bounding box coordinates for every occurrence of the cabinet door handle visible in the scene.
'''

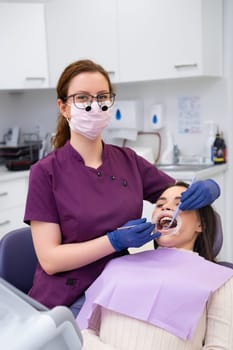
[174,63,198,69]
[25,77,46,81]
[0,192,8,197]
[0,220,10,226]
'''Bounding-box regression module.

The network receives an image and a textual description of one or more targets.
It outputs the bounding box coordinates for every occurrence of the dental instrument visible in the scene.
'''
[117,224,158,235]
[117,225,137,230]
[167,176,196,229]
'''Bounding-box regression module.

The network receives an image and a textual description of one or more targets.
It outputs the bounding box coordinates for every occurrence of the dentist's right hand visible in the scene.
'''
[107,218,160,251]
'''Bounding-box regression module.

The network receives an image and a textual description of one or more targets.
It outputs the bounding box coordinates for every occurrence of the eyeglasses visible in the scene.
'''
[63,92,116,110]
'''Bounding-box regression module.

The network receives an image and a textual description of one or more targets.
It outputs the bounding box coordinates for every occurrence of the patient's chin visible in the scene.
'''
[162,226,179,234]
[156,236,177,248]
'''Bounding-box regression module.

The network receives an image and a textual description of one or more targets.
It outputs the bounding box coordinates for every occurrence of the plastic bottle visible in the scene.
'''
[203,121,216,164]
[220,131,227,163]
[173,144,180,164]
[160,130,174,164]
[212,129,227,164]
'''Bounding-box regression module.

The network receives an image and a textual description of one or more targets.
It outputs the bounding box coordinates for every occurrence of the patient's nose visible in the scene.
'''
[161,205,172,211]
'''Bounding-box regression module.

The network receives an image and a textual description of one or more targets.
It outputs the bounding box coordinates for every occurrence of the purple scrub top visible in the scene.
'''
[24,141,174,308]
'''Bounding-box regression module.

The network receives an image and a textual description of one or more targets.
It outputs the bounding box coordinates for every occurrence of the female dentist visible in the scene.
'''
[24,59,220,316]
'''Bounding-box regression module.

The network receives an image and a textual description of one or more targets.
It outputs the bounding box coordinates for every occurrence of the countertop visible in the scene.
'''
[0,166,30,182]
[156,163,228,181]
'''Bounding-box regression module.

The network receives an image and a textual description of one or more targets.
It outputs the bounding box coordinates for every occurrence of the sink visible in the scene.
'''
[156,164,213,172]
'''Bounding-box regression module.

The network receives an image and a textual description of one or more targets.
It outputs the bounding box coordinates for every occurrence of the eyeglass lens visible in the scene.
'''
[73,93,115,109]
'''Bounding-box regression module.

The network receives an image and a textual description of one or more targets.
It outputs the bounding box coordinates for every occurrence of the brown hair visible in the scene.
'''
[52,59,114,149]
[153,181,217,262]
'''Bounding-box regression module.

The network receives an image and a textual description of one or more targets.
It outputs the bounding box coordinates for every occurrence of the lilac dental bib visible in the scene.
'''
[77,248,233,340]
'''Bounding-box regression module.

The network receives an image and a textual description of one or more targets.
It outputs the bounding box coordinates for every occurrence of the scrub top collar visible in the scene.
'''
[66,140,108,165]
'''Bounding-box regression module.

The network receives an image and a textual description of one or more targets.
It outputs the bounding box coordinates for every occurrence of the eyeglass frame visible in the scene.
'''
[62,92,116,110]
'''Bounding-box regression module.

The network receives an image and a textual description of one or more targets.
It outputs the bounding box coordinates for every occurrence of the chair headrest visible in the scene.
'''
[213,211,223,258]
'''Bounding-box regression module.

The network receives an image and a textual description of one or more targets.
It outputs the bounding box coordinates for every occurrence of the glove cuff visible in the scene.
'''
[107,232,122,252]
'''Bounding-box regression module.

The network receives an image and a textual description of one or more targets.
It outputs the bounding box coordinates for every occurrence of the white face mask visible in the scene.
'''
[68,102,112,140]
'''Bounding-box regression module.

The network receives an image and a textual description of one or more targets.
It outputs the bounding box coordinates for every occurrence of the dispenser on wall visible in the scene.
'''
[144,104,164,131]
[110,100,143,129]
[151,104,163,129]
[106,100,143,140]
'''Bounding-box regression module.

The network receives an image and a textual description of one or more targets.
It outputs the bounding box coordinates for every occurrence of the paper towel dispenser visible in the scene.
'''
[110,100,143,129]
[106,100,143,141]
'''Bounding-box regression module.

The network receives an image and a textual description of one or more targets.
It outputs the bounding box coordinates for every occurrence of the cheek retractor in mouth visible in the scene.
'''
[162,217,182,236]
[152,212,182,236]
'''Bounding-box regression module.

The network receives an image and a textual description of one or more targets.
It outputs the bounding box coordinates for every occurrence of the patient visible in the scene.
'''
[77,182,233,350]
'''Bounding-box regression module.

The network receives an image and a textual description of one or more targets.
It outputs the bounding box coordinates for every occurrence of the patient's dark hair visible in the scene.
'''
[153,181,217,262]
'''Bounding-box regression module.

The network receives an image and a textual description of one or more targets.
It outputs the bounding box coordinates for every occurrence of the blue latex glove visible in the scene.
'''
[179,179,220,210]
[107,218,160,251]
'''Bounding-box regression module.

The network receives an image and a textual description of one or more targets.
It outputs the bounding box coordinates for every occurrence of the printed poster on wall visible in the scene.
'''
[178,96,201,134]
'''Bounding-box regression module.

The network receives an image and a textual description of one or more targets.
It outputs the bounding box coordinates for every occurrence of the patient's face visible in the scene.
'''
[152,185,202,250]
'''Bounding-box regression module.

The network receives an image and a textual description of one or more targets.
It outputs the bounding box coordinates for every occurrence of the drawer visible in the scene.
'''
[0,206,27,239]
[0,178,28,209]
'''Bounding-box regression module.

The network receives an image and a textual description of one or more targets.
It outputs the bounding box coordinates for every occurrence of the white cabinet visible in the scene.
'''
[45,0,222,86]
[0,3,48,90]
[117,0,223,82]
[45,0,118,87]
[0,172,29,238]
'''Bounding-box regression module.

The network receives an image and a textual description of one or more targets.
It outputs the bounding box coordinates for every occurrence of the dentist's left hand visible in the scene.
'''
[179,179,220,210]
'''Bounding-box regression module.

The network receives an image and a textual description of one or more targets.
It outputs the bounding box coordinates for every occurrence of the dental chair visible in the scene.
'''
[0,227,83,349]
[0,226,83,315]
[0,277,83,350]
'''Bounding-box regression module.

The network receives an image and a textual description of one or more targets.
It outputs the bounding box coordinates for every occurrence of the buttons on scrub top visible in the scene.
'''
[96,173,128,187]
[110,176,128,186]
[122,179,128,187]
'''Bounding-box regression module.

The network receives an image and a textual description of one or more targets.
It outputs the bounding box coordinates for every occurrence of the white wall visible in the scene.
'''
[0,78,227,156]
[0,89,57,141]
[221,0,233,262]
[114,77,227,156]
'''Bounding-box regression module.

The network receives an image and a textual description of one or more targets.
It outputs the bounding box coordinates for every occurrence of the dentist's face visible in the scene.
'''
[152,185,202,251]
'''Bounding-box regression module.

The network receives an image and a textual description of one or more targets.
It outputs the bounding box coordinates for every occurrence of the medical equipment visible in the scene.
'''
[117,225,137,230]
[167,176,196,229]
[0,227,82,316]
[0,278,83,350]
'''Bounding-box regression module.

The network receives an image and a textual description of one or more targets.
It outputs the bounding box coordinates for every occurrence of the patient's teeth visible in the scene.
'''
[159,217,172,228]
[159,216,177,229]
